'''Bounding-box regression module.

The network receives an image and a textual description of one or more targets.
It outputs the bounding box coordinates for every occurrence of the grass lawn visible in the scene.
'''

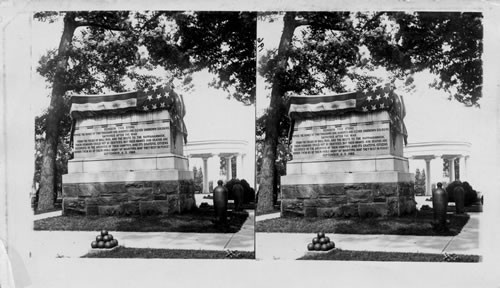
[34,209,248,233]
[298,249,480,262]
[256,210,469,236]
[82,247,255,259]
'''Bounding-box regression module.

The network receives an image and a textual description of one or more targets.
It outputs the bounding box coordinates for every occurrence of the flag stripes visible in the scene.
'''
[68,85,188,143]
[287,83,408,145]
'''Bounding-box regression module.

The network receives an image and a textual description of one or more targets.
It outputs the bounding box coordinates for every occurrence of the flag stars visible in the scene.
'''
[362,106,368,112]
[143,106,149,111]
[380,103,385,109]
[367,96,373,102]
[147,95,153,101]
[156,94,162,100]
[144,87,151,93]
[383,92,390,99]
[160,102,166,108]
[152,104,157,110]
[375,95,381,101]
[371,105,377,110]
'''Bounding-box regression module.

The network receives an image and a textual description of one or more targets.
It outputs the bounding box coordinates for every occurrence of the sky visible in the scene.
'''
[257,14,496,193]
[30,15,256,176]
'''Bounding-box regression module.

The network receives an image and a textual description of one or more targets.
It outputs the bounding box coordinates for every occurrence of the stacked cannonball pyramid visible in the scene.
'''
[307,232,335,251]
[91,230,119,249]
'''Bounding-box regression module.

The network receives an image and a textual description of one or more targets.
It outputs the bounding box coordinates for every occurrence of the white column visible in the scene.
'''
[209,154,220,191]
[242,154,246,180]
[424,158,432,196]
[459,156,467,181]
[449,158,455,183]
[432,158,443,188]
[202,157,209,193]
[225,156,233,181]
[236,154,244,179]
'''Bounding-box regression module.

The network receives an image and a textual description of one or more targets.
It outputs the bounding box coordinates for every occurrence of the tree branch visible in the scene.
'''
[294,18,350,32]
[294,17,314,27]
[362,12,385,30]
[138,12,165,31]
[74,20,126,31]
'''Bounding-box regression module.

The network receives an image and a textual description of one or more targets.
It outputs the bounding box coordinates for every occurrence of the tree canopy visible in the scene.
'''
[365,12,482,106]
[259,11,482,103]
[36,11,256,100]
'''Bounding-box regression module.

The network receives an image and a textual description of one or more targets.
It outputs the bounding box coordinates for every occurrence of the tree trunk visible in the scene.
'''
[37,14,77,212]
[257,13,297,214]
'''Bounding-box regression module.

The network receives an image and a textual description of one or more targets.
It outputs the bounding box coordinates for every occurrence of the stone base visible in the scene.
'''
[62,177,196,216]
[280,176,416,217]
[68,154,189,174]
[63,169,193,184]
[286,155,409,175]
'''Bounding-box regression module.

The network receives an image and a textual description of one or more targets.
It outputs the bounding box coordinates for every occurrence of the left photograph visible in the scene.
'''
[30,11,256,259]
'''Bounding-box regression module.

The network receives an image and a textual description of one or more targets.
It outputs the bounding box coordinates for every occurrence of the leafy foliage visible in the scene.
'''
[365,12,483,106]
[219,156,237,179]
[260,11,482,102]
[142,11,256,104]
[192,166,204,193]
[414,168,426,196]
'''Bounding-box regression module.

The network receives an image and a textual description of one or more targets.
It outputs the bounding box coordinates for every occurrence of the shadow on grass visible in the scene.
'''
[256,210,470,236]
[81,247,255,259]
[297,249,480,262]
[34,208,248,233]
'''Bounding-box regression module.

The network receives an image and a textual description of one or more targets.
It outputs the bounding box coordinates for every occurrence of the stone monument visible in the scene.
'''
[281,84,416,217]
[62,85,196,216]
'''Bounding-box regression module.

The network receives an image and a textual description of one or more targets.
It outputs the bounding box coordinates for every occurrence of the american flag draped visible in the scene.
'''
[288,83,408,144]
[69,84,187,143]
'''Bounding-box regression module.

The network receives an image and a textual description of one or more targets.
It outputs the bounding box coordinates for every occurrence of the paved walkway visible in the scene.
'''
[255,212,280,222]
[31,210,254,258]
[32,210,62,221]
[256,213,481,260]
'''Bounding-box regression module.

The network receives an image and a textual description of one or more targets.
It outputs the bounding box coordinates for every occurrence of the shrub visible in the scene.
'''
[224,178,239,200]
[414,186,425,196]
[446,181,462,203]
[225,178,255,204]
[240,179,255,203]
[462,181,478,206]
[446,181,478,206]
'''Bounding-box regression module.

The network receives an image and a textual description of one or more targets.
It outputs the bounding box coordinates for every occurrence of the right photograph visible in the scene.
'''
[255,11,485,261]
